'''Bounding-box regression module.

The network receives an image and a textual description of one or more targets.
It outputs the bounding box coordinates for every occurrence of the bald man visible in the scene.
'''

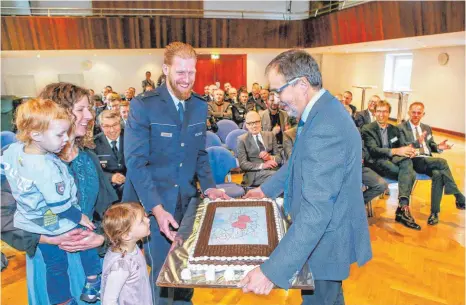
[237,112,282,187]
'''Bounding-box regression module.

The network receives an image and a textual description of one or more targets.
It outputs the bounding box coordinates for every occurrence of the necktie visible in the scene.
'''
[178,102,184,123]
[415,126,426,155]
[111,140,118,158]
[256,135,266,152]
[283,119,305,217]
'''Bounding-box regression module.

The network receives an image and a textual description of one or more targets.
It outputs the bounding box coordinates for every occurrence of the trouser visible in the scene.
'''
[249,170,277,187]
[369,157,416,205]
[412,157,461,213]
[362,167,388,203]
[37,243,101,304]
[301,280,345,305]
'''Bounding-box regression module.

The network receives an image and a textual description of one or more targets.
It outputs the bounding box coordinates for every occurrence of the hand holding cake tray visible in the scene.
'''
[156,198,315,289]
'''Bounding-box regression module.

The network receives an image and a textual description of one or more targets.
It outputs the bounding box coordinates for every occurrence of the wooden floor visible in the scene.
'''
[2,130,465,305]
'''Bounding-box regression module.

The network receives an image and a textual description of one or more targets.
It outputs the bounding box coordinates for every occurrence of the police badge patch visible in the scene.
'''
[56,182,65,195]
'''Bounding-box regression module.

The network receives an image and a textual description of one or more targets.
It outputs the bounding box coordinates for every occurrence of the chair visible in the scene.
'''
[413,173,431,190]
[1,131,16,149]
[206,146,245,198]
[205,131,222,148]
[225,129,247,156]
[216,120,239,143]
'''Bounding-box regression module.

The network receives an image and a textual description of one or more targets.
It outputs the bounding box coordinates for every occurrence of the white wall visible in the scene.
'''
[204,1,309,20]
[320,46,465,133]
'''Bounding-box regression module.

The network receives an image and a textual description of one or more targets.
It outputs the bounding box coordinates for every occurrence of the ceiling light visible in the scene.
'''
[149,53,152,55]
[93,54,97,56]
[211,54,220,60]
[36,54,41,58]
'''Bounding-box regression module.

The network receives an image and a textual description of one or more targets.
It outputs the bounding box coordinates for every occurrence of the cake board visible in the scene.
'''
[156,198,315,290]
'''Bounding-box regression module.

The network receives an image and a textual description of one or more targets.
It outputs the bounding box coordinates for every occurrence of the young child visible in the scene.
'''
[101,202,152,305]
[2,99,101,305]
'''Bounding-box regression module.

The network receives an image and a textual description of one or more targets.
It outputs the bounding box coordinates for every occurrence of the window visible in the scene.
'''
[383,53,413,92]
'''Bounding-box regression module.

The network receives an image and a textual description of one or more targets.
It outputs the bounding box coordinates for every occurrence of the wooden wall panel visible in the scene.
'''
[1,1,464,51]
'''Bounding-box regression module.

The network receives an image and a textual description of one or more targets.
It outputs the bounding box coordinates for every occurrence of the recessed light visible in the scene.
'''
[93,54,97,56]
[36,54,41,58]
[149,53,152,55]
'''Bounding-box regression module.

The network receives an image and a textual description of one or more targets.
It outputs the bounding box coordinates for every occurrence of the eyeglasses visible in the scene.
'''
[101,123,120,130]
[246,120,261,126]
[269,77,302,97]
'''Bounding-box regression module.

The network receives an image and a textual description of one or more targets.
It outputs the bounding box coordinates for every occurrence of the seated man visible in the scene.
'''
[398,102,465,225]
[355,95,380,129]
[208,89,232,121]
[248,82,267,112]
[232,90,254,128]
[225,87,238,104]
[260,93,289,145]
[362,142,388,205]
[119,100,130,128]
[362,100,420,230]
[343,91,357,116]
[93,110,126,199]
[237,112,282,187]
[282,127,296,161]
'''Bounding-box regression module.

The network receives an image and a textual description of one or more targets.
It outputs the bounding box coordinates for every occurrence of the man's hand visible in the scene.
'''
[238,266,274,295]
[168,233,184,253]
[259,151,272,161]
[417,131,427,144]
[111,173,126,185]
[59,229,105,252]
[79,214,96,231]
[152,205,179,241]
[438,139,453,150]
[393,146,415,157]
[272,125,281,135]
[205,188,231,200]
[243,187,266,199]
[262,160,278,169]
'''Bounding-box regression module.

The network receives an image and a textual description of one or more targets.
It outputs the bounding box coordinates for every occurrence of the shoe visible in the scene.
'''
[455,194,465,210]
[80,274,101,303]
[427,213,439,226]
[395,206,421,230]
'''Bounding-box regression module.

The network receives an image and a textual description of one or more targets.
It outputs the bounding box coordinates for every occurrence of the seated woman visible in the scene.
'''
[1,82,118,305]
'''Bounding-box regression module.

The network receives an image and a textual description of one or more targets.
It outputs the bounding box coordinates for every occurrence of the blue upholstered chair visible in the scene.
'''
[216,120,239,143]
[1,131,16,149]
[206,131,222,148]
[225,129,247,156]
[206,146,245,198]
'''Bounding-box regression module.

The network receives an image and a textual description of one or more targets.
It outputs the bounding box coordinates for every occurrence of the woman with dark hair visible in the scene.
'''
[1,82,118,304]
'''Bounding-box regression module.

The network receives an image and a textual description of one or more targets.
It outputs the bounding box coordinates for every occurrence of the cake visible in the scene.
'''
[185,198,284,280]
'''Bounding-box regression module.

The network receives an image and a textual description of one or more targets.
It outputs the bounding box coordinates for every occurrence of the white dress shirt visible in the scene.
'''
[409,121,430,156]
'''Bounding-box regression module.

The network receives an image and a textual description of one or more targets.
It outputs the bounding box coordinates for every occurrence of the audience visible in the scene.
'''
[260,88,269,103]
[226,87,238,104]
[142,71,155,92]
[231,90,253,128]
[119,100,130,128]
[208,89,232,121]
[355,95,380,129]
[107,93,121,112]
[224,82,232,98]
[248,82,267,112]
[94,110,126,200]
[361,100,420,230]
[260,93,289,145]
[343,91,357,116]
[336,93,353,115]
[398,102,465,225]
[203,85,210,99]
[124,89,134,102]
[362,142,388,205]
[237,112,282,187]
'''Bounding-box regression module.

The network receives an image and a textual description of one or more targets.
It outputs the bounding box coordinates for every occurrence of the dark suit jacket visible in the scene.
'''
[260,109,289,134]
[93,131,127,182]
[283,127,296,161]
[260,91,372,288]
[398,121,439,156]
[349,104,357,116]
[354,109,372,128]
[236,131,282,186]
[248,96,267,112]
[361,121,404,165]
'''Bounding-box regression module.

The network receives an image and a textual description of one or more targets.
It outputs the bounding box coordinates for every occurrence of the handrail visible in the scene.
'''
[1,1,370,20]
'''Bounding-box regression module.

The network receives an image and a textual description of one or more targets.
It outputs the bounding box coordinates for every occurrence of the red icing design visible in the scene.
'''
[232,214,252,230]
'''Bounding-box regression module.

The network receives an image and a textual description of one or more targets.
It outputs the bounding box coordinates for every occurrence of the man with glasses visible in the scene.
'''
[237,111,282,187]
[241,49,372,305]
[354,95,380,129]
[94,110,126,199]
[362,100,420,230]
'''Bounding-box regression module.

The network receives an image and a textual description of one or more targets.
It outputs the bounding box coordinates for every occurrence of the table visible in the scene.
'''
[352,85,377,110]
[156,198,315,290]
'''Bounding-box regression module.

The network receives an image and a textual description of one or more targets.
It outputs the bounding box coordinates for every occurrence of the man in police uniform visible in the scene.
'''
[123,42,228,305]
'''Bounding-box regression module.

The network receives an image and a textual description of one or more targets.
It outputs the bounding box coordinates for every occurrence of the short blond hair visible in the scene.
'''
[164,42,197,65]
[16,99,70,145]
[98,110,121,126]
[102,203,146,255]
[120,100,129,108]
[107,92,121,102]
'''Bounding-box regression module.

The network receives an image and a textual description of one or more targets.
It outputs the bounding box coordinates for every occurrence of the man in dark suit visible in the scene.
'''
[398,102,465,225]
[93,110,126,199]
[354,95,380,129]
[242,49,372,304]
[361,100,421,230]
[343,91,357,116]
[237,111,282,187]
[232,90,254,128]
[123,42,228,305]
[248,82,267,112]
[260,93,289,145]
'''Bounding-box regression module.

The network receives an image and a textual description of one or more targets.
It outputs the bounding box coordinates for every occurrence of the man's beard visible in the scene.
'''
[168,77,192,100]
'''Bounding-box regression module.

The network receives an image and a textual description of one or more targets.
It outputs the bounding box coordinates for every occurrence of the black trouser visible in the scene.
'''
[412,157,461,213]
[369,157,416,205]
[362,167,388,203]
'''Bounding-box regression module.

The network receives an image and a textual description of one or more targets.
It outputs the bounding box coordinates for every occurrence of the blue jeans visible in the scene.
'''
[37,243,101,304]
[301,280,345,305]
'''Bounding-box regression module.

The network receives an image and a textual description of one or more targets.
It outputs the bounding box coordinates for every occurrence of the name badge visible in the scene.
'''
[195,132,203,137]
[390,137,398,143]
[99,160,108,164]
[427,134,432,140]
[161,132,172,137]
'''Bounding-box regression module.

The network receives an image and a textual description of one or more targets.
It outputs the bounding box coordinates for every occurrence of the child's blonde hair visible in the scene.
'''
[15,98,70,145]
[102,202,146,255]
